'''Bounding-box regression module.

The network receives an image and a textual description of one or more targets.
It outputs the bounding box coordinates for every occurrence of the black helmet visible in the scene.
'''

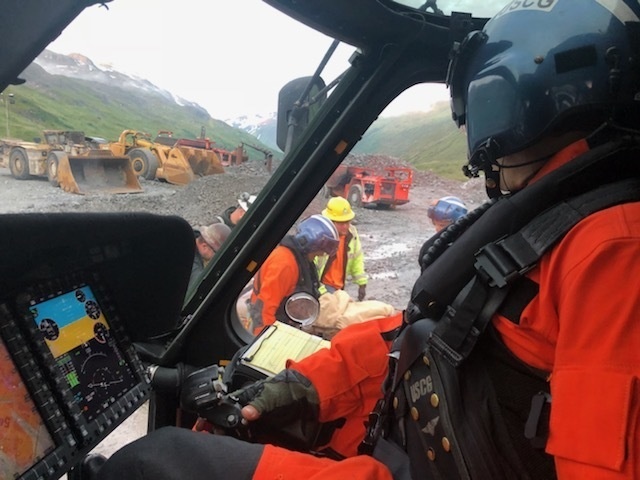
[448,0,640,193]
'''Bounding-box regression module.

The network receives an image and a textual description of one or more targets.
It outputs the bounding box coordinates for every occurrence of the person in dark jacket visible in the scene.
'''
[188,223,231,291]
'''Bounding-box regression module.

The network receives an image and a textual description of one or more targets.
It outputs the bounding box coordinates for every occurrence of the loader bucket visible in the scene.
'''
[177,146,225,176]
[156,148,195,186]
[57,153,143,195]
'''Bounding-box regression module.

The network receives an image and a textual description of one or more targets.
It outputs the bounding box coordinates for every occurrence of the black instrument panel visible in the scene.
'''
[0,274,150,480]
[0,212,195,480]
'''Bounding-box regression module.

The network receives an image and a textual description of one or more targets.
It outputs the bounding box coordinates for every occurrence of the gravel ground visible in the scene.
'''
[0,155,488,464]
[0,154,487,308]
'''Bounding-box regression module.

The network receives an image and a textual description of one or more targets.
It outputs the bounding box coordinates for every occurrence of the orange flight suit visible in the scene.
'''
[254,314,401,480]
[253,140,640,479]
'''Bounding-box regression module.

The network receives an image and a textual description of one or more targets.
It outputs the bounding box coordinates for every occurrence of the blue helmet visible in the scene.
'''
[295,214,340,255]
[448,0,640,186]
[428,196,468,224]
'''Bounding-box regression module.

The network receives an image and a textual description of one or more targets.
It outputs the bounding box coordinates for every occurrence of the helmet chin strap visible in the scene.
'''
[495,154,551,194]
[465,137,550,197]
[495,154,551,170]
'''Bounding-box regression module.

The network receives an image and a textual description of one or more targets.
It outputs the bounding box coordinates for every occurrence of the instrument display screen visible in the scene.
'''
[31,285,138,422]
[0,336,56,478]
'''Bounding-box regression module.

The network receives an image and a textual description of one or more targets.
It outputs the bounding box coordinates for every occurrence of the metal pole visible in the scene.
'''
[6,93,13,137]
[5,94,9,137]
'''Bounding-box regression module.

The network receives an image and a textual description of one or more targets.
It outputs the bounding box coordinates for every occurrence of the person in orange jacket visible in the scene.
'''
[248,214,340,335]
[316,196,368,301]
[97,1,640,479]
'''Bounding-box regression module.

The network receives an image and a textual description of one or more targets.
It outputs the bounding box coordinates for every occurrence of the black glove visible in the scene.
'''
[233,369,322,451]
[358,284,367,301]
[235,369,319,426]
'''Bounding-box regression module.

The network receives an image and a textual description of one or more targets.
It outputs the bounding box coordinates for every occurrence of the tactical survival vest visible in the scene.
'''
[274,236,321,326]
[367,137,640,480]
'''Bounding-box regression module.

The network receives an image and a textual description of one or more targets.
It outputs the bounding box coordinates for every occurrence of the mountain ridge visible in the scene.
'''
[4,50,468,178]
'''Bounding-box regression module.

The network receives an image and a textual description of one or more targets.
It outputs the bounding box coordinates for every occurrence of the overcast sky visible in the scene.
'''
[48,0,450,120]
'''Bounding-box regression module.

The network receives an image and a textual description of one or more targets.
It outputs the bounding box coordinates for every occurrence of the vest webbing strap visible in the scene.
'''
[433,177,640,365]
[411,139,640,320]
[279,236,319,293]
[476,177,640,287]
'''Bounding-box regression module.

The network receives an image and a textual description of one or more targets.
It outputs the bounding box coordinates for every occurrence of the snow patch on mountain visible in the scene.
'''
[34,49,208,116]
[225,113,279,151]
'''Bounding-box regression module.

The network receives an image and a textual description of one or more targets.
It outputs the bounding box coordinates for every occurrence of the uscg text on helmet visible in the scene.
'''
[495,0,557,19]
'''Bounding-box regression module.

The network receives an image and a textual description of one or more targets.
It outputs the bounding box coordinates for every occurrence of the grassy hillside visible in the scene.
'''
[1,63,469,176]
[1,64,276,161]
[355,101,469,180]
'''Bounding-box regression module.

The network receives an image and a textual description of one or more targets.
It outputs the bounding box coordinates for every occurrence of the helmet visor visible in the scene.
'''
[317,235,339,256]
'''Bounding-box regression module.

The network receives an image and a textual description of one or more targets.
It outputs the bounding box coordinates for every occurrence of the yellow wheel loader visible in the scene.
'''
[108,130,225,186]
[0,130,143,194]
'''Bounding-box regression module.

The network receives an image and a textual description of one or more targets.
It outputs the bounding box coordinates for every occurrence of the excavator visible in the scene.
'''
[0,1,510,479]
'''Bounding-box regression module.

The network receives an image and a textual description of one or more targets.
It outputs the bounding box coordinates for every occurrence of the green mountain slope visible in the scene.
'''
[355,102,469,180]
[1,63,275,161]
[2,61,469,176]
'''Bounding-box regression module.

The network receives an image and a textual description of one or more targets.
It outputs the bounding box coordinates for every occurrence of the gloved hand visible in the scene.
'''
[358,284,367,301]
[234,369,319,426]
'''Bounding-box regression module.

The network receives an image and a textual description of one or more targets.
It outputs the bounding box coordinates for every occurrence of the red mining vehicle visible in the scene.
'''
[324,164,413,208]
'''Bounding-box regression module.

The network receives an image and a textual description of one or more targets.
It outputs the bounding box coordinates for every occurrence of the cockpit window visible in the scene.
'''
[390,0,507,18]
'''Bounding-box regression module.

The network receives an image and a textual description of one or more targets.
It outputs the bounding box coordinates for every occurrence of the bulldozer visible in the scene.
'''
[107,130,225,186]
[0,130,143,194]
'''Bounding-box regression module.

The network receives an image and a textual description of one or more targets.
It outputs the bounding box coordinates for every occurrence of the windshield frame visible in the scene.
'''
[172,3,489,366]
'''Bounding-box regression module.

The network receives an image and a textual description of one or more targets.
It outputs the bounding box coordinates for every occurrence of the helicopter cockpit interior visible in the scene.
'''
[0,1,500,478]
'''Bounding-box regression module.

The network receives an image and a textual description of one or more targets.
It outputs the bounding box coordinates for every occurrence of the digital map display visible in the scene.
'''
[31,286,137,422]
[0,336,55,478]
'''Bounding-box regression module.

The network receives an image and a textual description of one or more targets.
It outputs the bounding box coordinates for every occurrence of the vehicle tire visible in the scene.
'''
[376,203,393,210]
[129,148,159,180]
[348,184,363,207]
[9,148,30,180]
[47,151,64,187]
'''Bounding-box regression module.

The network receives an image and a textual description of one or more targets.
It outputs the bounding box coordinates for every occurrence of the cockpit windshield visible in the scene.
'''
[390,0,508,18]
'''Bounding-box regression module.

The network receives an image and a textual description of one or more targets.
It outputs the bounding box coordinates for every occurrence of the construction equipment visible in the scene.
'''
[107,130,224,186]
[0,130,143,194]
[323,164,413,208]
[155,129,248,167]
[242,142,274,172]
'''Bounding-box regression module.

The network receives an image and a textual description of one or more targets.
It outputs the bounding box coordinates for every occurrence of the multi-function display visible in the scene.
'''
[31,285,138,422]
[0,276,150,480]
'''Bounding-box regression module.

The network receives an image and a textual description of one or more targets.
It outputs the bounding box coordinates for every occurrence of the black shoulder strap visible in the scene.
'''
[411,139,640,320]
[280,236,320,294]
[433,177,640,366]
[475,177,640,287]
